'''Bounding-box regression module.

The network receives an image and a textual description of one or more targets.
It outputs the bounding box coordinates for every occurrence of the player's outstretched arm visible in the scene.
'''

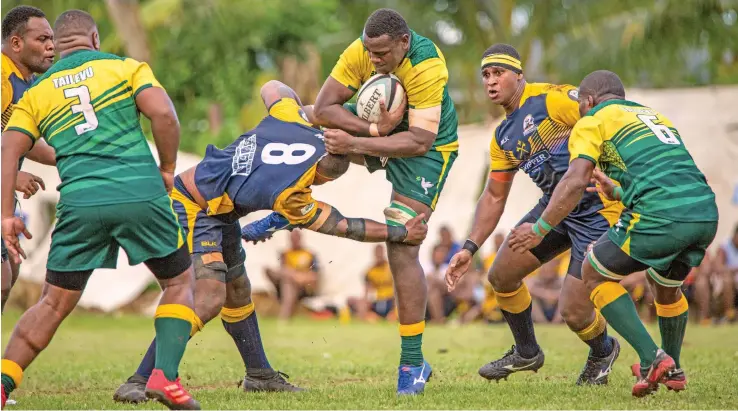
[1,130,34,263]
[25,138,56,166]
[445,171,514,291]
[136,87,180,192]
[305,201,426,245]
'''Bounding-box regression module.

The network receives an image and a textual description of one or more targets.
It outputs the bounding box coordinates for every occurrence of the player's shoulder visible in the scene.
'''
[526,82,578,100]
[1,53,18,80]
[406,30,444,67]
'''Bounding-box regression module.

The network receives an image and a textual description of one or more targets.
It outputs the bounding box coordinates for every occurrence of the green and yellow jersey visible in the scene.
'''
[569,99,718,222]
[329,31,458,152]
[5,49,166,206]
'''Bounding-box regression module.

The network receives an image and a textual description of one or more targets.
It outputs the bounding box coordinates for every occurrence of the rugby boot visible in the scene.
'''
[2,385,6,408]
[576,337,620,385]
[632,349,676,398]
[397,360,432,396]
[241,212,291,243]
[631,362,687,392]
[145,369,200,410]
[478,345,545,381]
[242,370,304,392]
[113,373,148,404]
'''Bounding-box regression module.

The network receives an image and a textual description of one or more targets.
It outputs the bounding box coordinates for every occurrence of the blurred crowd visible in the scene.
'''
[261,224,738,326]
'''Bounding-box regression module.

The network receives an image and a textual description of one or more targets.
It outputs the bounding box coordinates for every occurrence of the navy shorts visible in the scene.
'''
[372,298,395,318]
[519,200,611,279]
[170,178,245,270]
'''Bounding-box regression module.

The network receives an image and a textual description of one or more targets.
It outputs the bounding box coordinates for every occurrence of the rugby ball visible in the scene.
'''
[356,73,405,124]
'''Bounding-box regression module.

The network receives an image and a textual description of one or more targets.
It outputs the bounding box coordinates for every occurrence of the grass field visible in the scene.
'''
[1,309,737,410]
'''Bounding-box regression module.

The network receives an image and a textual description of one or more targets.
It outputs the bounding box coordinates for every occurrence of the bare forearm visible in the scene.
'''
[314,104,370,136]
[468,190,506,246]
[351,130,432,158]
[151,113,180,170]
[1,149,20,218]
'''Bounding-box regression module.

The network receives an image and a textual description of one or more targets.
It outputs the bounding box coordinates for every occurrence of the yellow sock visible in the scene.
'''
[494,283,532,313]
[221,302,255,323]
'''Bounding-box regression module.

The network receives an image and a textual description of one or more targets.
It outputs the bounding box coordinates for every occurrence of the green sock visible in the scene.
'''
[154,317,191,380]
[400,334,424,366]
[1,374,16,395]
[658,311,688,369]
[600,294,659,367]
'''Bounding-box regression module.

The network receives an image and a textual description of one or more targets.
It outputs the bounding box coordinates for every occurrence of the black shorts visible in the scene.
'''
[519,201,612,279]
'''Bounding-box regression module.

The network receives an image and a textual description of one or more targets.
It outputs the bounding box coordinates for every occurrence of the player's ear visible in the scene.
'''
[10,34,23,53]
[91,30,100,51]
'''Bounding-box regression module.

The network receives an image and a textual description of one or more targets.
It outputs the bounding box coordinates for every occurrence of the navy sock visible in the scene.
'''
[135,338,157,379]
[501,304,540,358]
[222,312,272,376]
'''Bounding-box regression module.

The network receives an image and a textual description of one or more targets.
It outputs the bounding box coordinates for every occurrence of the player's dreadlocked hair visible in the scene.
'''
[2,6,46,42]
[579,70,626,100]
[364,8,410,39]
[480,43,522,74]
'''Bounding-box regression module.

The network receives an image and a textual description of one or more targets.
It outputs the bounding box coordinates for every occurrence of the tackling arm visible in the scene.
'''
[538,159,595,229]
[1,131,32,218]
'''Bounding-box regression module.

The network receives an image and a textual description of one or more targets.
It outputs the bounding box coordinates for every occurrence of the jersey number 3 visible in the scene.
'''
[637,114,679,145]
[261,143,316,165]
[64,85,98,135]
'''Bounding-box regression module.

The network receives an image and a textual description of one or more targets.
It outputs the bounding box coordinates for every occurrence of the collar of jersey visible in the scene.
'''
[585,99,644,117]
[60,49,93,60]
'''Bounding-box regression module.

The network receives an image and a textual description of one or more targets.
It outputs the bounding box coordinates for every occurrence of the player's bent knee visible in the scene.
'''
[226,273,252,307]
[146,245,192,280]
[194,253,228,283]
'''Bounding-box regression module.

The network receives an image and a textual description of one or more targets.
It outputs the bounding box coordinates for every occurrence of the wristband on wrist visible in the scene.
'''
[462,239,479,256]
[532,218,552,238]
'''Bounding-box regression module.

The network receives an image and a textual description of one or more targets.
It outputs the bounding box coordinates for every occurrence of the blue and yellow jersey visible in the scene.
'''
[329,31,458,152]
[489,82,619,220]
[2,53,35,130]
[365,262,394,301]
[5,50,166,206]
[193,97,326,225]
[569,99,717,222]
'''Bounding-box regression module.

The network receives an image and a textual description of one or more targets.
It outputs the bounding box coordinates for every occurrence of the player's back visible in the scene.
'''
[6,49,165,206]
[582,100,717,222]
[194,98,326,222]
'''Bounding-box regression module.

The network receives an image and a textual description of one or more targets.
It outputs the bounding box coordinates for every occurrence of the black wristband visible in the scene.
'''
[387,225,408,243]
[463,239,479,256]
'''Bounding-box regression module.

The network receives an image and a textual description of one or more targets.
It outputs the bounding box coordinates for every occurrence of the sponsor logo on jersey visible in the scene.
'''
[301,202,315,216]
[231,134,257,177]
[500,136,510,145]
[520,150,551,173]
[523,114,536,136]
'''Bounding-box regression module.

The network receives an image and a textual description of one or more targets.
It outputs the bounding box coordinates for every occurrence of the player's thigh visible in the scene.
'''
[560,210,611,280]
[647,220,718,288]
[47,203,118,272]
[385,150,456,212]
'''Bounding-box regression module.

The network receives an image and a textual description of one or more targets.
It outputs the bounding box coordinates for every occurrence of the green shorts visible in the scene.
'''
[589,209,717,286]
[344,103,457,209]
[47,195,184,272]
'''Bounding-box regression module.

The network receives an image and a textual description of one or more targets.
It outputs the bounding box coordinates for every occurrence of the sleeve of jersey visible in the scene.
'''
[5,95,41,142]
[488,129,516,172]
[1,74,12,114]
[546,86,581,127]
[329,38,367,92]
[126,59,164,98]
[268,98,312,127]
[568,116,604,164]
[405,58,447,109]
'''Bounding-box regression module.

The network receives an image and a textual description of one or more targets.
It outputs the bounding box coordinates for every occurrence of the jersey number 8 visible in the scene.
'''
[64,85,98,135]
[637,114,679,145]
[261,142,316,165]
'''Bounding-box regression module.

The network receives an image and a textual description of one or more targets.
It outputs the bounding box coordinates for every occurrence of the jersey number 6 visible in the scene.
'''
[637,114,679,145]
[64,85,98,135]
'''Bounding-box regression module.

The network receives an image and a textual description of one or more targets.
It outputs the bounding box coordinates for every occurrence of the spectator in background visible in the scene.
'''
[347,245,396,322]
[438,225,461,264]
[265,230,320,321]
[686,252,713,324]
[426,244,451,323]
[527,258,563,324]
[621,271,654,322]
[715,224,738,322]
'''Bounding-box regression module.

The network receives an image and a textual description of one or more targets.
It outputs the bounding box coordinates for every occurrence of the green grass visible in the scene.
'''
[2,309,737,409]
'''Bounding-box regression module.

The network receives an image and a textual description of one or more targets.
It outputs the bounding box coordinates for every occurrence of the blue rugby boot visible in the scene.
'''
[397,360,432,396]
[241,212,292,243]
